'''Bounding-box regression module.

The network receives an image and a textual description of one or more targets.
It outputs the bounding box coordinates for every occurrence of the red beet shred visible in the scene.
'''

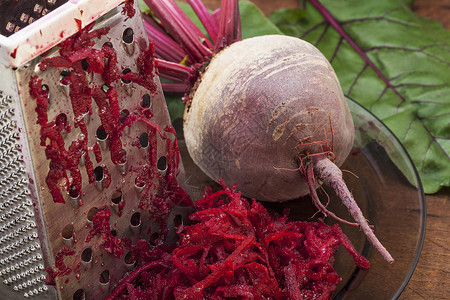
[29,19,159,203]
[108,181,369,300]
[86,206,124,258]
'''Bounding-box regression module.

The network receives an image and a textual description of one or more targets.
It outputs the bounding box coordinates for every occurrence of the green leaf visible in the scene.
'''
[238,1,283,38]
[269,0,450,193]
[268,8,307,37]
[137,0,150,13]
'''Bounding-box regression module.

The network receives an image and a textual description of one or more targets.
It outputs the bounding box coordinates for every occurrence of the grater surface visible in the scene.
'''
[0,1,192,299]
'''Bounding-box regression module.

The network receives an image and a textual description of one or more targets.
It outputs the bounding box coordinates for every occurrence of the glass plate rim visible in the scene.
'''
[345,96,426,299]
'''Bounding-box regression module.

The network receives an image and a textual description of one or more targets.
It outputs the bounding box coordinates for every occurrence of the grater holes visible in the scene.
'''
[140,94,151,108]
[94,166,105,191]
[122,28,134,44]
[157,156,167,172]
[62,224,74,247]
[134,176,145,192]
[5,22,15,33]
[59,70,71,86]
[111,190,122,204]
[38,84,50,103]
[56,112,67,123]
[101,84,110,93]
[139,132,149,148]
[99,270,110,285]
[96,125,109,150]
[172,214,183,228]
[1,0,68,37]
[122,28,135,55]
[61,224,74,240]
[121,68,132,84]
[96,126,108,140]
[149,232,159,246]
[116,150,128,174]
[124,251,135,264]
[81,248,92,264]
[81,59,89,71]
[124,251,136,269]
[87,207,99,222]
[69,184,80,199]
[73,288,86,300]
[56,113,68,131]
[19,13,30,24]
[98,270,111,292]
[119,109,129,124]
[94,166,104,182]
[130,212,141,227]
[33,4,44,15]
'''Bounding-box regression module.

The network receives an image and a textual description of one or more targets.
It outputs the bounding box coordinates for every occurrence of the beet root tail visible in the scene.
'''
[309,157,394,263]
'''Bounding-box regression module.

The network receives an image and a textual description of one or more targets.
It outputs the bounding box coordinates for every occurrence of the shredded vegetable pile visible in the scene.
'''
[107,181,369,300]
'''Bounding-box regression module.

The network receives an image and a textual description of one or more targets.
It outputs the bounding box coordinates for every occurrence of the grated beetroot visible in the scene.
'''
[45,246,76,286]
[85,206,124,258]
[93,142,102,163]
[29,18,160,203]
[108,181,369,300]
[121,44,158,93]
[122,0,136,20]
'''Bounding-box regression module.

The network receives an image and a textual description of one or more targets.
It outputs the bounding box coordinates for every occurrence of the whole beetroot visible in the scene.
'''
[144,0,393,263]
[184,35,353,202]
[184,35,393,263]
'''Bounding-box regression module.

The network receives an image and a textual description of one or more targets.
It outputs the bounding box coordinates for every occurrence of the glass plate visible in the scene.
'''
[179,97,426,300]
[330,98,426,299]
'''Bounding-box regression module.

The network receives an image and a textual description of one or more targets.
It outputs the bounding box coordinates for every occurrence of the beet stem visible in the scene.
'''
[145,0,213,62]
[308,0,406,103]
[187,0,219,43]
[214,0,241,51]
[155,58,196,82]
[161,82,190,94]
[311,157,394,263]
[143,16,190,63]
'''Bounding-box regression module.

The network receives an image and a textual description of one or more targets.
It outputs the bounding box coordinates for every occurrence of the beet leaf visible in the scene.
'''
[268,0,450,193]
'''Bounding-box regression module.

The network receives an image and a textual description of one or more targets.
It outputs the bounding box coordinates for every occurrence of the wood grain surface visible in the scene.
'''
[179,0,450,299]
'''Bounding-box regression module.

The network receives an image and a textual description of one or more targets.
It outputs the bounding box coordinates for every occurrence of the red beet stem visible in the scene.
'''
[308,0,406,103]
[145,0,213,63]
[155,58,196,83]
[161,82,190,94]
[187,0,219,43]
[215,0,241,51]
[311,156,394,263]
[142,0,243,97]
[143,16,190,63]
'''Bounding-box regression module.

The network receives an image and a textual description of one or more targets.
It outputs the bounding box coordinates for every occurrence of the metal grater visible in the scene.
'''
[0,1,191,299]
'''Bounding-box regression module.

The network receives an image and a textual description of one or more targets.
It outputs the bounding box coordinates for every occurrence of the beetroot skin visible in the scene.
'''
[184,35,354,202]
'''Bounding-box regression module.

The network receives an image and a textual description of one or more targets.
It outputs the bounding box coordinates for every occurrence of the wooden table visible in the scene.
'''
[182,0,450,298]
